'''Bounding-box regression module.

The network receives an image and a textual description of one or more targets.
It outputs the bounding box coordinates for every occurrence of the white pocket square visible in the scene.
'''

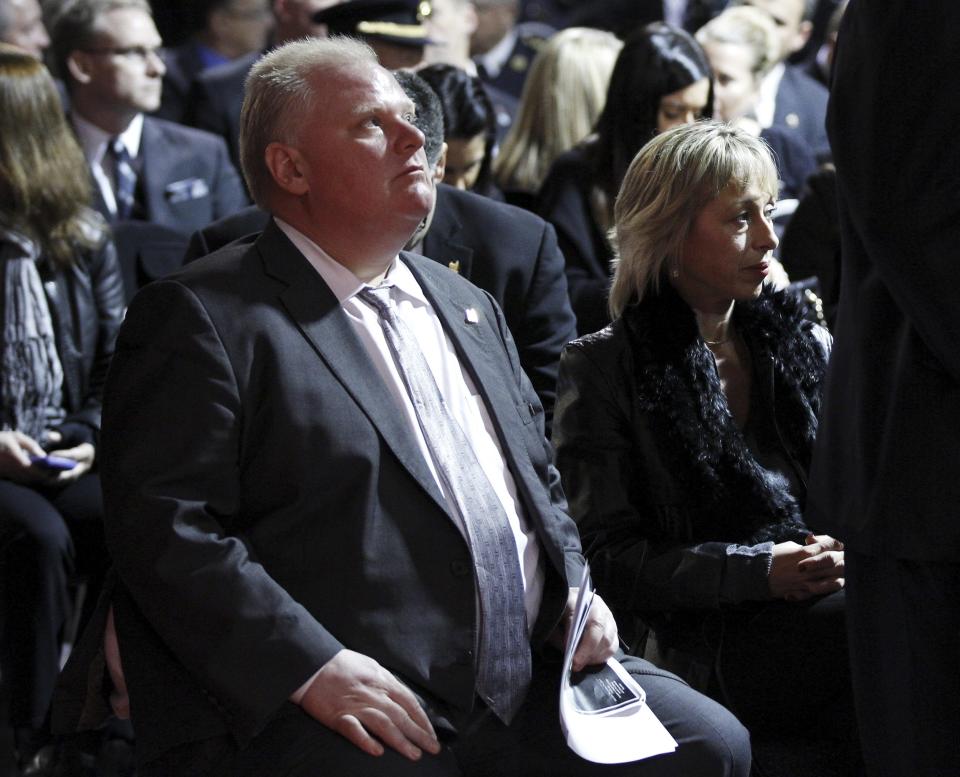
[165,178,210,203]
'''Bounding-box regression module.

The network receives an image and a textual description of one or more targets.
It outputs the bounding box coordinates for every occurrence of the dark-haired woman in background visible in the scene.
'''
[537,22,713,336]
[417,63,501,198]
[0,44,124,770]
[553,121,858,768]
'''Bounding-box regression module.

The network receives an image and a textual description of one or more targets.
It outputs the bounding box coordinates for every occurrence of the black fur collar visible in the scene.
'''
[623,283,827,545]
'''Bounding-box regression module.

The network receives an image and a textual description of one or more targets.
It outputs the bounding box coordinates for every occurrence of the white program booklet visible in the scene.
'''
[559,565,678,764]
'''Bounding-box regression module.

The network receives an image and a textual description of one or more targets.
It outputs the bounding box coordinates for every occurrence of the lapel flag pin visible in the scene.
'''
[465,307,479,324]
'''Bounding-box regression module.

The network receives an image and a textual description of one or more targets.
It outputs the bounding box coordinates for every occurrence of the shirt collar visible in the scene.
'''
[72,111,145,164]
[475,26,518,80]
[273,218,429,309]
[756,62,785,129]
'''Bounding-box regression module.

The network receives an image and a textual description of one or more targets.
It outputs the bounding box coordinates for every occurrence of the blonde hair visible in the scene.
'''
[695,5,780,79]
[608,120,778,318]
[0,44,101,267]
[493,27,621,194]
[239,36,378,206]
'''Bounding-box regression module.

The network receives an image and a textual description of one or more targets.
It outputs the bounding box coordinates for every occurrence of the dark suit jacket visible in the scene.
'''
[183,185,578,421]
[416,186,577,422]
[536,145,612,338]
[156,41,210,123]
[186,49,259,170]
[88,116,247,235]
[773,64,830,161]
[97,220,582,762]
[806,1,960,561]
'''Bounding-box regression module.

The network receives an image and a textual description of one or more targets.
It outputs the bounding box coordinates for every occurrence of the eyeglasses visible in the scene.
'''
[82,46,162,62]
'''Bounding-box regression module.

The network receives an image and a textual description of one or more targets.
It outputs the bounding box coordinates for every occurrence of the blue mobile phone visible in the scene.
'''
[29,454,77,471]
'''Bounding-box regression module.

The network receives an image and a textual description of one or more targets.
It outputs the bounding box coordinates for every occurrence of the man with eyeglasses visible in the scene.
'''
[50,0,247,235]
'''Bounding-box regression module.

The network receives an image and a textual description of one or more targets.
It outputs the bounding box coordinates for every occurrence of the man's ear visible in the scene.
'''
[264,141,309,195]
[432,142,448,183]
[66,51,94,85]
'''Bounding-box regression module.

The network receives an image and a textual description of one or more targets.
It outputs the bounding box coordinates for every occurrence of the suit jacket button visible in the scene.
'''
[449,560,471,577]
[456,649,474,666]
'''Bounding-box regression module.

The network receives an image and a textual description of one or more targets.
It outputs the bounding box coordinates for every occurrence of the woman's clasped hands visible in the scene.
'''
[768,534,845,601]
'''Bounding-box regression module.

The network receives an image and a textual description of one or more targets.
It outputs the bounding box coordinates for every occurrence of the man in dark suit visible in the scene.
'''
[51,0,248,234]
[732,0,829,159]
[806,2,960,775]
[184,68,576,424]
[184,179,577,425]
[91,35,748,777]
[470,0,553,102]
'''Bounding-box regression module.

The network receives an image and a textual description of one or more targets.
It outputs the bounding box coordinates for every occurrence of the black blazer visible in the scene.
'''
[156,41,208,123]
[806,1,960,561]
[536,145,612,338]
[183,185,578,420]
[97,221,583,762]
[186,50,258,170]
[415,185,577,421]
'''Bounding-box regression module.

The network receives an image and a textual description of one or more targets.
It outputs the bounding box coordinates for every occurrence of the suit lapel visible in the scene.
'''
[419,191,474,278]
[255,224,450,515]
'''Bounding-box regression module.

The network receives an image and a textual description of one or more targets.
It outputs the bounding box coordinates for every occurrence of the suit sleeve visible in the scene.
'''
[552,342,773,614]
[513,221,577,432]
[829,1,960,382]
[100,279,342,737]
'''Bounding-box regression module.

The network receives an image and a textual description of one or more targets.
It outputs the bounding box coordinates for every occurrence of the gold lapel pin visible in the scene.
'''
[447,260,460,274]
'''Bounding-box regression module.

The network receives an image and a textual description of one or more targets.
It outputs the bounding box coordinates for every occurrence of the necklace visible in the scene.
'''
[704,337,730,347]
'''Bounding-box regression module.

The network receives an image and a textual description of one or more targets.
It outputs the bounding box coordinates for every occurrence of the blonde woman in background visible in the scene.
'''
[695,6,817,201]
[493,27,621,210]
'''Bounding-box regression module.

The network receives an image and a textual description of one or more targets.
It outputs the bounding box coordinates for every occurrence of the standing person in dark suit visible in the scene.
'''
[67,35,750,777]
[806,3,960,775]
[50,0,248,234]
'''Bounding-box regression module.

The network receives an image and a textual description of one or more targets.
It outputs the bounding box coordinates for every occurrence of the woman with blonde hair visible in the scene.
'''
[553,121,858,763]
[0,43,124,770]
[493,27,622,209]
[695,5,817,200]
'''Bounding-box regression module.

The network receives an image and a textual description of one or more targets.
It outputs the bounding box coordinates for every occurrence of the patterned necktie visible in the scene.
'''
[358,285,532,724]
[110,137,136,221]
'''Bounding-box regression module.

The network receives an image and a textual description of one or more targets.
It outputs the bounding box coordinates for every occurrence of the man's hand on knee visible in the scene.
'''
[298,649,441,762]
